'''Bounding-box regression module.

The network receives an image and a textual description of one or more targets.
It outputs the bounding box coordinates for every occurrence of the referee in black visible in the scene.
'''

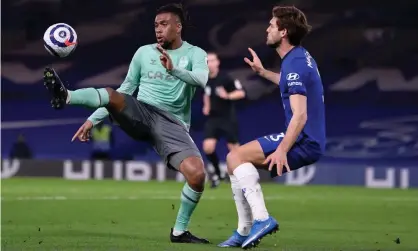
[202,52,246,188]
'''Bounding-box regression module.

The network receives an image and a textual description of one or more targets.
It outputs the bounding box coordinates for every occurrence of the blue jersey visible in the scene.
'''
[279,46,326,153]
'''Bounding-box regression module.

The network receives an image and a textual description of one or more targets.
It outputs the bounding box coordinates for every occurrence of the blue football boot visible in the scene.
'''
[241,216,279,249]
[218,230,248,247]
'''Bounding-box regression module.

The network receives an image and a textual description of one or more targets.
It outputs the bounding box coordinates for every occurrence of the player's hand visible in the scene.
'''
[216,87,229,99]
[244,48,265,75]
[203,106,210,116]
[156,44,174,71]
[263,148,291,176]
[71,120,93,142]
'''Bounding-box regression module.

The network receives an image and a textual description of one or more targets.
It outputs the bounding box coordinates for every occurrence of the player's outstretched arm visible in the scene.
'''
[115,47,143,95]
[244,48,280,85]
[157,45,209,87]
[87,108,110,126]
[259,69,281,85]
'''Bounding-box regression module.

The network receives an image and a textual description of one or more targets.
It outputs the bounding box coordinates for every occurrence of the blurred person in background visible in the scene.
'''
[91,122,113,160]
[202,52,246,188]
[9,133,33,159]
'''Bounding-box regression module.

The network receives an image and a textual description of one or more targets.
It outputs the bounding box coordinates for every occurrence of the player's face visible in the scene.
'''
[207,53,220,73]
[266,17,285,48]
[154,13,181,48]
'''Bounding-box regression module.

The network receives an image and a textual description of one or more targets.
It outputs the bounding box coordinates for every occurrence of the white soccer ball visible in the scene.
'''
[43,23,78,58]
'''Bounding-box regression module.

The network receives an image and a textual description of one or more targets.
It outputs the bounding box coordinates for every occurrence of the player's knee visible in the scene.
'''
[191,167,206,185]
[202,139,216,154]
[180,157,206,189]
[104,87,116,98]
[227,143,240,151]
[226,149,243,174]
[105,88,124,112]
[203,146,214,154]
[187,170,205,192]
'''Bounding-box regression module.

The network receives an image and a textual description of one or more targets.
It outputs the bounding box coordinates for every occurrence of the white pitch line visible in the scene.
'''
[1,118,86,129]
[1,195,418,202]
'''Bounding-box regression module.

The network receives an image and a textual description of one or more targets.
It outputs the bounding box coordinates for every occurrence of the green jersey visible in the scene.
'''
[88,42,209,130]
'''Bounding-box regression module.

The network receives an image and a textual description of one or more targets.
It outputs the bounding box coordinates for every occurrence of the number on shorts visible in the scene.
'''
[264,132,285,142]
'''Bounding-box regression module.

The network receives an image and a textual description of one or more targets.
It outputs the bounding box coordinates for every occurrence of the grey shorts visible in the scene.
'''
[108,94,201,170]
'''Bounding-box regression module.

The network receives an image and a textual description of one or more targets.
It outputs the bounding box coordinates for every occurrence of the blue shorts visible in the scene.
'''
[257,133,322,178]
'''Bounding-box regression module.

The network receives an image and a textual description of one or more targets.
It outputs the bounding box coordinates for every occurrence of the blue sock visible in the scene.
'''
[67,88,109,108]
[173,183,202,235]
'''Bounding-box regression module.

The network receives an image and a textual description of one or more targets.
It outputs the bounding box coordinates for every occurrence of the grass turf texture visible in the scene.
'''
[2,178,417,250]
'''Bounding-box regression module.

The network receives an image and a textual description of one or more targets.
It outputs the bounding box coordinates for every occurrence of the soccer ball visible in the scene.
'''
[43,23,78,58]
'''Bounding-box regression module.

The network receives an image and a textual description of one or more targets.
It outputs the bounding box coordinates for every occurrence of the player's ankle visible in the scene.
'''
[66,90,72,104]
[237,227,251,236]
[172,229,185,236]
[254,213,269,221]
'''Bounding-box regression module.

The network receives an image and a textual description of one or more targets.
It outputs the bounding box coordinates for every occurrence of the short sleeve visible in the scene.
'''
[230,78,243,91]
[223,73,243,92]
[204,86,211,96]
[285,59,308,96]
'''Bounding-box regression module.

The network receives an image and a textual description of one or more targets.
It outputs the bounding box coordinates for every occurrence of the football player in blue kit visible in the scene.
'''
[218,5,326,249]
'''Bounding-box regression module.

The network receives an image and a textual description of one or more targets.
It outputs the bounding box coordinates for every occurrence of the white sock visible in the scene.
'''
[172,229,184,236]
[66,91,71,104]
[233,163,269,221]
[230,174,253,236]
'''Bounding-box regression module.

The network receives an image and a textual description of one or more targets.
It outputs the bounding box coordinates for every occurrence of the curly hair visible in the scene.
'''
[156,3,189,26]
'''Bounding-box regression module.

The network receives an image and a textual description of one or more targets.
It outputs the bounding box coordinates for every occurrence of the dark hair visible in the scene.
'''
[156,3,189,26]
[272,5,312,46]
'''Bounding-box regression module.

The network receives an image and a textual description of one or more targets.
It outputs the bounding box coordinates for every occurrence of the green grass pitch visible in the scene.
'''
[2,178,418,250]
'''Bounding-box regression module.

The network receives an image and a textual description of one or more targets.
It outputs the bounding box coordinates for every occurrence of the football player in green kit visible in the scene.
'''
[43,3,210,244]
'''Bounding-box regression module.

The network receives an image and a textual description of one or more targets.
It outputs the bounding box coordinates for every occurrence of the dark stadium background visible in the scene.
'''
[1,1,418,250]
